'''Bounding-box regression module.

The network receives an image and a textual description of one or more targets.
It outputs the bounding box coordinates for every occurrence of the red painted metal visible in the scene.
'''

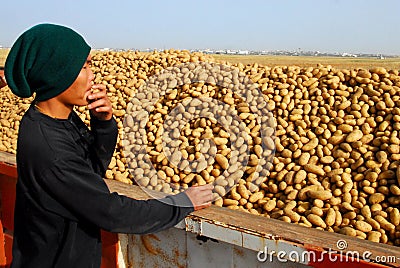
[2,232,12,268]
[101,231,119,268]
[0,220,7,267]
[0,163,17,179]
[0,162,16,268]
[0,174,16,231]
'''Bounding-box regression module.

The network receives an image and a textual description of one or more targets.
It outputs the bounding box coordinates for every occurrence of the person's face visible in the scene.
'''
[0,69,6,89]
[56,55,94,107]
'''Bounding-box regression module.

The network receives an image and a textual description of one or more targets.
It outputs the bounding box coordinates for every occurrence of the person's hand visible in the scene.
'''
[86,84,113,121]
[184,184,214,210]
[0,69,7,89]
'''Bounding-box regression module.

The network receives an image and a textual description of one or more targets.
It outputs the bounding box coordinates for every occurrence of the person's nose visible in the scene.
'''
[88,68,94,82]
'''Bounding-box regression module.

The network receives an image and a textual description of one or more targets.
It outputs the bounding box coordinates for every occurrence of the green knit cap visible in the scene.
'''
[5,23,91,101]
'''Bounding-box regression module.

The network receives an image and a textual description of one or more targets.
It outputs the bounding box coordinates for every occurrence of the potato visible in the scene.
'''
[249,191,264,203]
[339,226,357,237]
[307,190,332,200]
[263,199,276,212]
[304,164,325,176]
[346,129,363,143]
[369,193,385,204]
[355,220,373,233]
[215,154,229,169]
[389,208,400,226]
[325,208,336,227]
[307,214,327,228]
[375,215,395,231]
[367,231,381,243]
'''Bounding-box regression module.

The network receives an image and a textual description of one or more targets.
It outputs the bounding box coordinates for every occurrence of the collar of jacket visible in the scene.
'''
[27,103,94,145]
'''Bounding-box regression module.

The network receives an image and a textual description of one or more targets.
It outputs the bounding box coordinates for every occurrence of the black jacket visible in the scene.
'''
[11,105,193,268]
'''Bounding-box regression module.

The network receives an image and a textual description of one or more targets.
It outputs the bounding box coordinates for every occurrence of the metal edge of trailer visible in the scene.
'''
[105,175,400,268]
[0,153,18,268]
[1,151,400,268]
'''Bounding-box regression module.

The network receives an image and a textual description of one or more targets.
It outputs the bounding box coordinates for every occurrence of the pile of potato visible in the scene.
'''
[120,61,275,202]
[0,49,399,246]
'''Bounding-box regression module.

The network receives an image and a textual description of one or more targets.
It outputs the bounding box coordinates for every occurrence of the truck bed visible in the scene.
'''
[1,151,399,267]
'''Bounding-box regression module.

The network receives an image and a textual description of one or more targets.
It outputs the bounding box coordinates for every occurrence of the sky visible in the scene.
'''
[1,0,399,55]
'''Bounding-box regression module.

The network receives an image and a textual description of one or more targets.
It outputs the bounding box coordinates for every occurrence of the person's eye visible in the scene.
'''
[83,61,92,69]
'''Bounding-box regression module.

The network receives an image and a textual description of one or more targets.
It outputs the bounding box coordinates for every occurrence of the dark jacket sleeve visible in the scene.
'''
[39,156,194,234]
[90,116,118,175]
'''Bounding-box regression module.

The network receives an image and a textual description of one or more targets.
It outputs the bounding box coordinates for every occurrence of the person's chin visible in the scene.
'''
[75,99,89,107]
